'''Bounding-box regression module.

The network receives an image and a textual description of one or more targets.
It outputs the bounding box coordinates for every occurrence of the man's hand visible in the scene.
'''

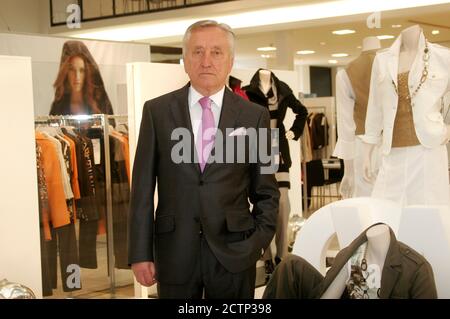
[132,261,157,287]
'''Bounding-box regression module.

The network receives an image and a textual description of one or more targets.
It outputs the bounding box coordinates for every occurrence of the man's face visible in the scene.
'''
[183,26,234,96]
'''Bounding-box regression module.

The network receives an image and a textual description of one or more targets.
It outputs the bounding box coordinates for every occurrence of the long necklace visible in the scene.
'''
[361,246,381,298]
[392,39,430,103]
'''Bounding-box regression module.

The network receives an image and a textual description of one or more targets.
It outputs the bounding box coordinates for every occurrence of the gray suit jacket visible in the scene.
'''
[128,84,280,285]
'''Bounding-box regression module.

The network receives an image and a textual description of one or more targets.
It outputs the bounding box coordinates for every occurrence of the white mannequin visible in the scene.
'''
[339,36,381,197]
[258,69,295,140]
[321,224,390,299]
[363,25,450,182]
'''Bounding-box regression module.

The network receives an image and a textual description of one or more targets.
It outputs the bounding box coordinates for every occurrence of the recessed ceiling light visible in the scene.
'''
[332,29,356,35]
[357,46,362,49]
[432,30,440,35]
[328,59,338,64]
[257,46,277,52]
[392,24,402,28]
[297,50,315,55]
[331,53,349,57]
[320,42,326,46]
[261,54,272,58]
[377,35,395,40]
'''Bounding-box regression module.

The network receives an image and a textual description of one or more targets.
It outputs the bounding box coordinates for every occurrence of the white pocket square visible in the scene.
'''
[228,127,247,136]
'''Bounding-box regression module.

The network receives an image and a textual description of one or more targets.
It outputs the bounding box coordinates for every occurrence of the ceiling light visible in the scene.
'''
[257,46,277,52]
[332,29,355,35]
[357,46,362,49]
[331,53,349,57]
[377,35,395,40]
[261,54,272,58]
[328,60,338,64]
[297,50,315,55]
[392,24,402,28]
[432,30,440,35]
[320,42,326,46]
[67,0,450,42]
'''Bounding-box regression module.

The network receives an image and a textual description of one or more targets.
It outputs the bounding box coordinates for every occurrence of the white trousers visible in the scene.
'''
[372,144,450,206]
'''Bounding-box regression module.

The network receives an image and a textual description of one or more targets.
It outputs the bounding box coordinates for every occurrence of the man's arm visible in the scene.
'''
[129,101,158,285]
[249,109,280,251]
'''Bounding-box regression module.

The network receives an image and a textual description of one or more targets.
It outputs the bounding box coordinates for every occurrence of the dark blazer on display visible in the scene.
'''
[128,84,280,285]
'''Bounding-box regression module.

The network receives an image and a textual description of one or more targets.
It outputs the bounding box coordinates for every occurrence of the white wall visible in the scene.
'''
[0,55,42,298]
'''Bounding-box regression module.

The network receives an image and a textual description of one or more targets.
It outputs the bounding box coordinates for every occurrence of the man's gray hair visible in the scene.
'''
[182,20,235,58]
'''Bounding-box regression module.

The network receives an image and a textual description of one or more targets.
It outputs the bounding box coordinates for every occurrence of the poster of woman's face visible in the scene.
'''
[50,40,114,116]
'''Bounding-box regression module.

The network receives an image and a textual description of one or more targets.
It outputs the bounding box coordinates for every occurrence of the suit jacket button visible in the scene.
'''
[199,181,204,186]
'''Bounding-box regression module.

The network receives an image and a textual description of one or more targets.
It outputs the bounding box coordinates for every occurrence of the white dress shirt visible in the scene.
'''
[188,85,224,145]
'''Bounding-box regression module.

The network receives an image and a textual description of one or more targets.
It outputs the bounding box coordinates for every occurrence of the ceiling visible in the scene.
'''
[232,4,450,65]
[56,0,450,68]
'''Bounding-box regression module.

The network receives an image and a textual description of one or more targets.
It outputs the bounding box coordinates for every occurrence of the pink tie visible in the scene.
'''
[197,96,215,172]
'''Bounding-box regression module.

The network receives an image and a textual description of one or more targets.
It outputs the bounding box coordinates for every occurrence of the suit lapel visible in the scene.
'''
[202,88,242,175]
[170,83,201,175]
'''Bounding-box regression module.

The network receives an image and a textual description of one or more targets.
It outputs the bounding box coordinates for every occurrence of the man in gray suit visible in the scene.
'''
[128,20,279,299]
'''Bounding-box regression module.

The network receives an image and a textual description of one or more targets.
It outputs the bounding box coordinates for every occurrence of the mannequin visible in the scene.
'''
[321,224,389,298]
[243,69,308,274]
[363,25,450,205]
[333,36,381,198]
[259,69,295,140]
[263,223,437,299]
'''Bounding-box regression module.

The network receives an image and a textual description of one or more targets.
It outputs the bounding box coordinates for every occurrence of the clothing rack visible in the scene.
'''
[34,114,128,296]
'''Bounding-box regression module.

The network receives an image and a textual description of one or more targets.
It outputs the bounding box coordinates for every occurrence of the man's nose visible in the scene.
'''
[200,52,212,67]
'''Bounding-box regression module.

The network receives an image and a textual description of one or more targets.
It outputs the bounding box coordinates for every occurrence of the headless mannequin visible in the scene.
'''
[339,36,381,198]
[321,224,390,299]
[259,69,295,140]
[363,25,450,182]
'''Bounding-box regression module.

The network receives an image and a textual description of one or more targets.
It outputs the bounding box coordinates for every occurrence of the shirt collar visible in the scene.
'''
[189,85,225,109]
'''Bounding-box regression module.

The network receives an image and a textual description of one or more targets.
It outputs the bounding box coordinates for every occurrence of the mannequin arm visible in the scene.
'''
[339,159,355,199]
[442,125,450,145]
[362,142,376,183]
[286,130,295,140]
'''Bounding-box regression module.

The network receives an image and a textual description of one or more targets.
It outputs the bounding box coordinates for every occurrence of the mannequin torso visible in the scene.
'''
[259,69,272,95]
[321,224,390,299]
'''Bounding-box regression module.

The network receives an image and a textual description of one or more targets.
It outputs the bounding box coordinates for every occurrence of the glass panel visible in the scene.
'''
[35,115,133,298]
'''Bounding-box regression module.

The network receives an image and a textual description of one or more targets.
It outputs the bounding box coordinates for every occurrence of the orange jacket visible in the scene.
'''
[35,131,71,229]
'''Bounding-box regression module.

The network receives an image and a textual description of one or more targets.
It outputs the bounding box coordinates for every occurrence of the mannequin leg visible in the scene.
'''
[275,187,290,263]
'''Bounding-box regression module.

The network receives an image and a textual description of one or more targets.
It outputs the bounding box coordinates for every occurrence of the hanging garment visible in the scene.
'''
[308,112,328,150]
[229,75,249,100]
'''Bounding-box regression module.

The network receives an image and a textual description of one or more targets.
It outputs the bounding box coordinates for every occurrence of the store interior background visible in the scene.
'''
[1,0,449,299]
